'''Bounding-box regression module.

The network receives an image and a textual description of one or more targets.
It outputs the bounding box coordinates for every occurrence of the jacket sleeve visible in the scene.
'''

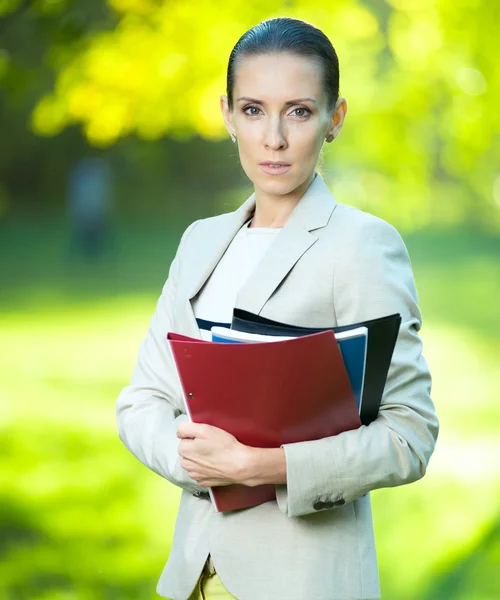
[275,216,439,517]
[116,220,209,495]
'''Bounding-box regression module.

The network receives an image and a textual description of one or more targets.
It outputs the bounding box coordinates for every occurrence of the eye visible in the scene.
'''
[242,105,262,116]
[290,107,311,118]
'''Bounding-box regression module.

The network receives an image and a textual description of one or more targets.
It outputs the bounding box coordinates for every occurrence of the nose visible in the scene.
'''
[264,117,287,151]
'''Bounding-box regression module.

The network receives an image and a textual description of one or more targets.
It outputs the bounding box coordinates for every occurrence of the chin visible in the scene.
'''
[253,172,302,196]
[259,178,296,196]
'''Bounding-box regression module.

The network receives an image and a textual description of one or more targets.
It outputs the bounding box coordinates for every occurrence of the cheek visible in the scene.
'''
[235,130,260,165]
[290,121,324,144]
[236,121,260,145]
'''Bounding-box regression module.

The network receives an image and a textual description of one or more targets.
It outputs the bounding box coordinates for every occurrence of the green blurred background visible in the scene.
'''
[1,1,499,599]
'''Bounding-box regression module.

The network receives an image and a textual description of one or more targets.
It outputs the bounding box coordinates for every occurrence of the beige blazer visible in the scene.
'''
[116,172,439,600]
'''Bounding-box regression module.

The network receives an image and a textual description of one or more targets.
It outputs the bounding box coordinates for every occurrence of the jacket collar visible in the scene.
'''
[234,169,336,232]
[184,171,337,332]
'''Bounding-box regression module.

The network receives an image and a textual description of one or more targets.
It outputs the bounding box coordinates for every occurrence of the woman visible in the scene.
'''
[116,17,439,600]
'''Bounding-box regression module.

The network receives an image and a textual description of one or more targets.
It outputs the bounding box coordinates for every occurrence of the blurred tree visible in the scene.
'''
[0,0,117,215]
[1,0,499,229]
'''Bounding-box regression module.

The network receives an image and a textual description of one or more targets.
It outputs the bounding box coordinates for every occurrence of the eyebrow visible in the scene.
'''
[236,96,317,105]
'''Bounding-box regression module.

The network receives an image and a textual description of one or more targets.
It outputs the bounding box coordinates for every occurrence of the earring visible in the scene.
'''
[325,134,335,143]
[230,133,237,143]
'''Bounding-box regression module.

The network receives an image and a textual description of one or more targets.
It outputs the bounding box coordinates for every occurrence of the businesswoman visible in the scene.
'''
[116,17,439,600]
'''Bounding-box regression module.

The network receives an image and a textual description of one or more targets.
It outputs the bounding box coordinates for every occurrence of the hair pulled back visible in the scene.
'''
[226,17,340,112]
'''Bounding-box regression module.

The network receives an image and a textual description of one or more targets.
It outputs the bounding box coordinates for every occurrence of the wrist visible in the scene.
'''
[236,446,260,487]
[238,446,287,487]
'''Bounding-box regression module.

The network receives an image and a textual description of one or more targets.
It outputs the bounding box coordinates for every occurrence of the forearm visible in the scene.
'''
[116,219,205,487]
[240,446,287,487]
[117,387,208,494]
[275,325,438,517]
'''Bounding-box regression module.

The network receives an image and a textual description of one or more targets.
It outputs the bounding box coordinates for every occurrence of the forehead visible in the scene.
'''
[233,53,324,102]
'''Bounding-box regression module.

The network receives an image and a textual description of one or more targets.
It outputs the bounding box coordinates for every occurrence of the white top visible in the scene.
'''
[192,219,282,340]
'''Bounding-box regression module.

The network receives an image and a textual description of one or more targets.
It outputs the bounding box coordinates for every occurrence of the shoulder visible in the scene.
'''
[179,208,240,241]
[176,210,237,251]
[323,203,411,270]
[325,203,415,291]
[330,203,406,250]
[328,205,420,325]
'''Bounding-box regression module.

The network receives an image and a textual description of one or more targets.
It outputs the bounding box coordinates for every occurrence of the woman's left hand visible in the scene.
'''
[177,421,253,487]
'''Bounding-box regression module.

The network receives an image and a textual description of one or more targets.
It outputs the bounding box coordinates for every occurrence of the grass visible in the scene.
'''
[0,218,499,599]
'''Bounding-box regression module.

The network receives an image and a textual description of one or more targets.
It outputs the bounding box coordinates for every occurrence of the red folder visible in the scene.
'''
[167,330,361,512]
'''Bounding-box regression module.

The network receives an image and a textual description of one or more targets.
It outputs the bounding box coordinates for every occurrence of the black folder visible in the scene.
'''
[231,309,402,426]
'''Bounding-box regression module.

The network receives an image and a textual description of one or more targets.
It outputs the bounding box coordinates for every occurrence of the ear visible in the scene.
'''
[220,94,235,137]
[326,97,348,140]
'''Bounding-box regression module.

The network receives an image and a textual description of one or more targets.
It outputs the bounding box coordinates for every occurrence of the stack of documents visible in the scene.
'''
[211,326,368,414]
[230,309,402,427]
[167,310,401,513]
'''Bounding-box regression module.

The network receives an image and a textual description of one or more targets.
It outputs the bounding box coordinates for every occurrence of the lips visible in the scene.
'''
[259,162,292,175]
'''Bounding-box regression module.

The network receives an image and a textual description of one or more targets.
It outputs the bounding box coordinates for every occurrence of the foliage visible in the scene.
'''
[0,1,499,228]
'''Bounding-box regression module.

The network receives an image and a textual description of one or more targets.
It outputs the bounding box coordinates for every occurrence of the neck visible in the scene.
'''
[249,172,316,228]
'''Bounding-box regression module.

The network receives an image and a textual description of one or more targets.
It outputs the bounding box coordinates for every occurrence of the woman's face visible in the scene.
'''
[221,52,346,198]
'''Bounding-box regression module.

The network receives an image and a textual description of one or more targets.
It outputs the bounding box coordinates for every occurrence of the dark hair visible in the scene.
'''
[226,17,340,112]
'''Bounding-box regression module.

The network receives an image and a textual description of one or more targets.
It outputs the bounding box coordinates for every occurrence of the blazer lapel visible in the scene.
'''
[181,193,255,337]
[236,171,337,315]
[181,171,336,335]
[185,195,256,303]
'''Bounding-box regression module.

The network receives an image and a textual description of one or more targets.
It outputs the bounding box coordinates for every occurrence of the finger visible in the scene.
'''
[177,422,191,438]
[178,421,209,439]
[180,457,191,470]
[178,438,195,457]
[181,463,204,484]
[180,457,199,472]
